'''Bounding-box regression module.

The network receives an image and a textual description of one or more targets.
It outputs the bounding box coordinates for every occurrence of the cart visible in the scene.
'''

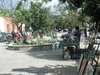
[59,41,79,59]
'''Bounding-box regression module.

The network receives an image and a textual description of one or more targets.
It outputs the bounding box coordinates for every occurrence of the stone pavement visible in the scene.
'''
[0,42,99,75]
[0,42,79,75]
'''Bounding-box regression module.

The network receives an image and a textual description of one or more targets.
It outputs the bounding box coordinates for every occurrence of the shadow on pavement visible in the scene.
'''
[27,48,64,61]
[12,65,78,75]
[5,45,80,61]
[26,48,79,61]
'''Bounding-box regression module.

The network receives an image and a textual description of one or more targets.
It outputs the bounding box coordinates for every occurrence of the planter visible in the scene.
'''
[7,43,59,51]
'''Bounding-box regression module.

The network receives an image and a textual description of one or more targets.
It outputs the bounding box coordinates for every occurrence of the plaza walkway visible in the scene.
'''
[0,42,99,75]
[0,42,79,75]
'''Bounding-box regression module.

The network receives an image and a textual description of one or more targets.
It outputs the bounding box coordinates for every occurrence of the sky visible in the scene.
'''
[46,0,59,6]
[45,0,59,12]
[26,0,59,11]
[0,0,59,12]
[31,0,59,6]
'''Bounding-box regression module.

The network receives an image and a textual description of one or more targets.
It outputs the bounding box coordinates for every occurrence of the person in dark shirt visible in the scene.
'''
[73,26,81,42]
[11,30,15,40]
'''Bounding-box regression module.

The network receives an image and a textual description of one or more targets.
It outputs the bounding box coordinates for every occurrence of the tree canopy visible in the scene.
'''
[0,0,87,33]
[59,0,100,31]
[0,8,10,17]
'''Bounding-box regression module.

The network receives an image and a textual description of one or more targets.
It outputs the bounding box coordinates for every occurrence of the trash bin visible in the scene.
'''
[6,35,12,44]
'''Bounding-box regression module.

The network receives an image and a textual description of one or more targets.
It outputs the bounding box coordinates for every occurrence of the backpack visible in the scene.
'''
[71,52,77,59]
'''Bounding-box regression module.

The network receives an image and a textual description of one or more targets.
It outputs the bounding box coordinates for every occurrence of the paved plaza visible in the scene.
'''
[0,42,99,75]
[0,42,80,75]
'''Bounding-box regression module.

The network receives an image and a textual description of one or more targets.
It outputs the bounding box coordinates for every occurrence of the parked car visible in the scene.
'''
[0,32,7,42]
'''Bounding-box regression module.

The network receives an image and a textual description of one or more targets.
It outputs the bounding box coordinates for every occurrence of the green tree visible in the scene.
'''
[52,9,82,30]
[0,8,10,17]
[66,10,81,30]
[30,2,53,32]
[22,9,31,31]
[12,10,24,33]
[59,0,100,31]
[78,12,91,28]
[12,1,25,33]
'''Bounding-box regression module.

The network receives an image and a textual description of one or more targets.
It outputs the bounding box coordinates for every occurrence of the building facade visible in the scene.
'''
[0,17,18,33]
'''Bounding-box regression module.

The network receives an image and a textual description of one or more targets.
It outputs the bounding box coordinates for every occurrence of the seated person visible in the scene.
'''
[61,26,81,44]
[67,26,81,43]
[60,34,70,42]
